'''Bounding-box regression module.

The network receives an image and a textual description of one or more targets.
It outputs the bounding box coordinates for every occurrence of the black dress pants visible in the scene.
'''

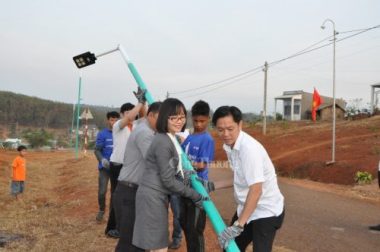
[105,162,122,233]
[114,183,144,252]
[179,197,206,252]
[230,209,285,252]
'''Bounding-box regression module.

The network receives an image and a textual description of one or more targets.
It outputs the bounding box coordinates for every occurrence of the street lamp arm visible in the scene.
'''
[321,19,336,31]
[95,47,119,58]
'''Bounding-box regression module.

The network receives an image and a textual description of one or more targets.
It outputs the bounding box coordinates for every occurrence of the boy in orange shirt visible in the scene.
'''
[11,145,27,199]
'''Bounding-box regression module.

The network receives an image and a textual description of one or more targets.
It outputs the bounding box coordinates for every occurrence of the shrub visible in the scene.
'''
[22,128,53,148]
[354,171,373,185]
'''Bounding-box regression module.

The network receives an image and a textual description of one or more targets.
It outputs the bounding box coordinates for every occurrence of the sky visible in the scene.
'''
[0,0,379,114]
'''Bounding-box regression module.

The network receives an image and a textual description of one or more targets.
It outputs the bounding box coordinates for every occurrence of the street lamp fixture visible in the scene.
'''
[321,18,337,165]
[73,51,97,68]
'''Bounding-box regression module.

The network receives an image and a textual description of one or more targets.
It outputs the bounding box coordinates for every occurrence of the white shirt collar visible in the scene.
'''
[223,130,244,153]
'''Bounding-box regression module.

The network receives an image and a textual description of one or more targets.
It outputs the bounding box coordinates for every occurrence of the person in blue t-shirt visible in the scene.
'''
[94,111,120,222]
[179,100,215,252]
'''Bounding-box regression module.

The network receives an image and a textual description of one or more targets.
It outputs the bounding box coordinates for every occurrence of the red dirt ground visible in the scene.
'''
[1,116,379,251]
[213,116,380,185]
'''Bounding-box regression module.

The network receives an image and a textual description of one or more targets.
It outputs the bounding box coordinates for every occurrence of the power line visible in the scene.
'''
[171,36,331,95]
[338,27,375,34]
[178,68,263,99]
[171,24,380,97]
[269,24,380,68]
[170,65,262,95]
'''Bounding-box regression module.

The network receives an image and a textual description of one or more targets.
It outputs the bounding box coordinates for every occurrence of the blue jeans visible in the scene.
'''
[170,194,182,242]
[98,169,109,211]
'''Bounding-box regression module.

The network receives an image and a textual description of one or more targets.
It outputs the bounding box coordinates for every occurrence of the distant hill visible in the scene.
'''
[0,90,114,130]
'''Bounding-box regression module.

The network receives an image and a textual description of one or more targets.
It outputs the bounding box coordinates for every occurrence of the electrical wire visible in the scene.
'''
[171,25,380,97]
[269,24,380,68]
[171,36,331,95]
[178,68,263,99]
[169,65,262,95]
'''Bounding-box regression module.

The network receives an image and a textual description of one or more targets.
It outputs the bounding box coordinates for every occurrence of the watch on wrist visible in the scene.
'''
[233,220,244,229]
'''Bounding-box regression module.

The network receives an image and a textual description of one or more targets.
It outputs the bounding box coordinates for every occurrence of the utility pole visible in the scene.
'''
[81,107,93,156]
[263,61,268,135]
[75,75,82,159]
[166,91,169,99]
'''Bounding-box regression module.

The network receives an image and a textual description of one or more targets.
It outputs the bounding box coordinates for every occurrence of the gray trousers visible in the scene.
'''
[98,169,110,211]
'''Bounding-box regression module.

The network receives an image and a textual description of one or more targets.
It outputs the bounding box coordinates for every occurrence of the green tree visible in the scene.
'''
[22,128,53,148]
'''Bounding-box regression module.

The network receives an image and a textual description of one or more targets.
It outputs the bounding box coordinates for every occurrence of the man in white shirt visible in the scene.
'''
[212,105,285,252]
[105,88,146,238]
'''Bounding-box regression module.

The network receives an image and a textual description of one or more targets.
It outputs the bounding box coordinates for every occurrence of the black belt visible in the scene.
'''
[119,180,138,189]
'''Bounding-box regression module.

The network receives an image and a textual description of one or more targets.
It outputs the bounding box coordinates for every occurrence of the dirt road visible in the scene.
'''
[278,179,380,252]
[1,146,380,251]
[210,169,380,252]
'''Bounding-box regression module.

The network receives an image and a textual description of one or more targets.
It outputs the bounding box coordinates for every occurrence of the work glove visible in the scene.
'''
[195,177,215,193]
[192,194,210,210]
[218,223,244,250]
[101,158,110,170]
[133,87,147,104]
[183,170,215,193]
[183,169,197,186]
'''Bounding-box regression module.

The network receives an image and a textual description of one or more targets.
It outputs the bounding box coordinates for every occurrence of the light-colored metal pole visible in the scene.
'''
[75,74,82,159]
[263,61,268,135]
[95,47,119,58]
[321,19,336,164]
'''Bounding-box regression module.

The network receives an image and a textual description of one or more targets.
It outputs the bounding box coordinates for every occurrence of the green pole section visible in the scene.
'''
[127,63,155,104]
[75,76,82,159]
[126,60,239,252]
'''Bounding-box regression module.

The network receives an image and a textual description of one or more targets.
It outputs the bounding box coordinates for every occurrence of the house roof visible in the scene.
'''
[283,90,304,95]
[371,82,380,88]
[275,94,298,99]
[275,90,304,100]
[317,103,346,111]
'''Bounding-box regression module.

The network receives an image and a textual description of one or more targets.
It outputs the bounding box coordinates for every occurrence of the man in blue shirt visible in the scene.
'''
[94,111,120,222]
[179,100,215,252]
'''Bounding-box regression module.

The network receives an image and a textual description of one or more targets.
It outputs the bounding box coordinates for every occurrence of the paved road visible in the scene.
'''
[209,169,380,252]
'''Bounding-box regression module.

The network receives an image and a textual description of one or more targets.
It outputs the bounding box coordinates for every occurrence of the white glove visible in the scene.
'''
[101,158,110,169]
[218,222,244,249]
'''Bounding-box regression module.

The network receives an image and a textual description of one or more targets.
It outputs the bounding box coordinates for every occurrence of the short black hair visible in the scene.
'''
[147,101,162,115]
[120,103,135,113]
[191,100,210,117]
[106,111,120,119]
[17,145,27,152]
[156,98,187,133]
[212,106,242,126]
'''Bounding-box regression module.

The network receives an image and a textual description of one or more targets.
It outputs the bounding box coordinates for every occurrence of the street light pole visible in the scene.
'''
[321,19,337,164]
[263,61,268,135]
